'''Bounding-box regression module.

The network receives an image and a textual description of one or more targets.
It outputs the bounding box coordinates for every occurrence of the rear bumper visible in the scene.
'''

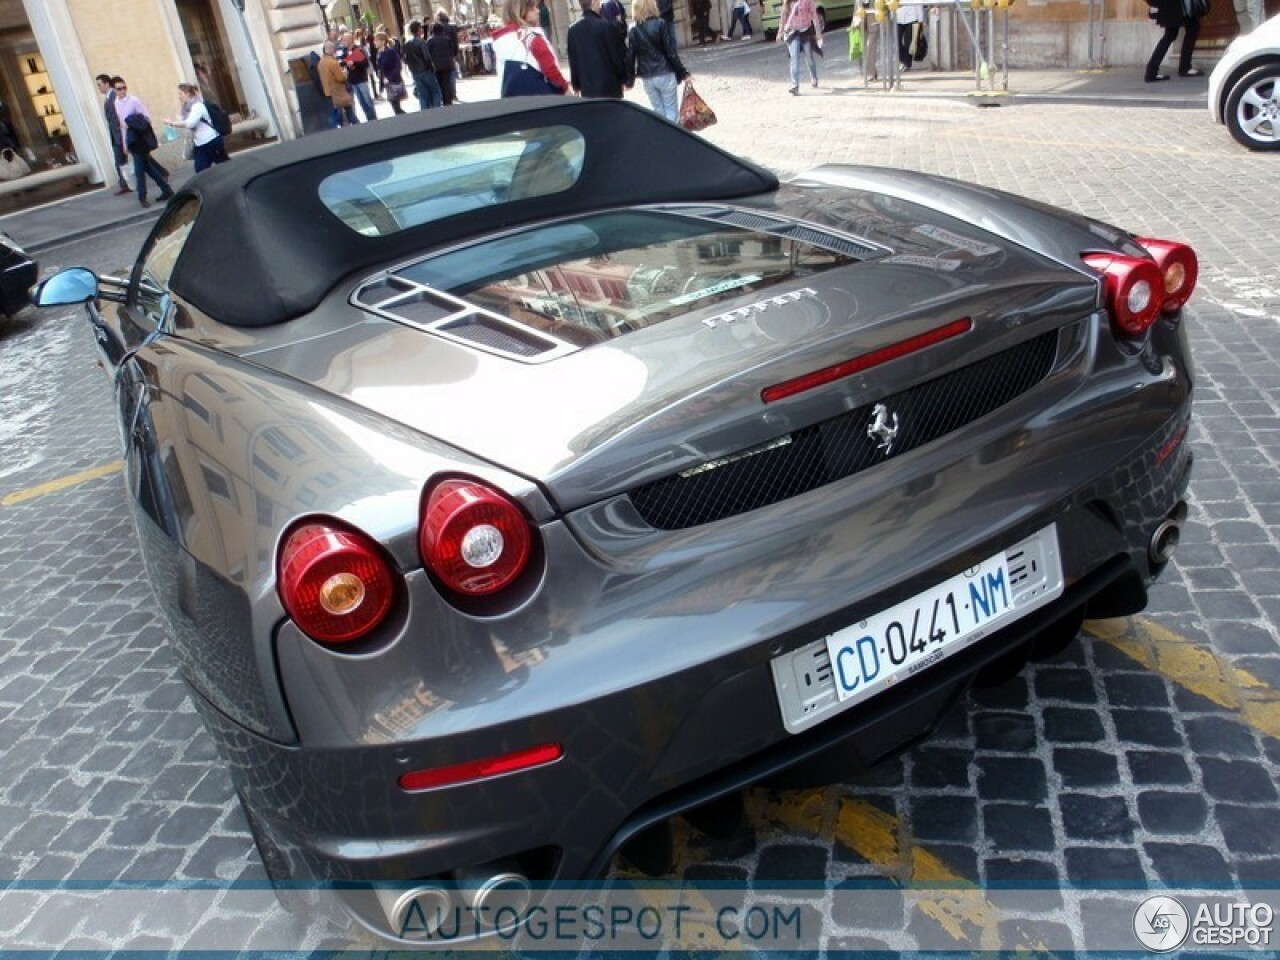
[194,409,1190,909]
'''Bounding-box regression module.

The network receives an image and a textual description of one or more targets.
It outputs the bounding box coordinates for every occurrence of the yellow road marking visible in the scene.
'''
[753,790,1048,951]
[1087,617,1280,741]
[1,460,123,507]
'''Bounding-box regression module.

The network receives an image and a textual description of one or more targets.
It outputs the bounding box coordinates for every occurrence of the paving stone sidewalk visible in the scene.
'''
[1,45,1275,955]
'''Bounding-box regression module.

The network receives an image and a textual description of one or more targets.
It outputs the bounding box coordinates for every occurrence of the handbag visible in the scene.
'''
[386,80,407,101]
[502,59,559,96]
[180,136,193,162]
[913,25,928,62]
[678,80,717,132]
[500,31,560,97]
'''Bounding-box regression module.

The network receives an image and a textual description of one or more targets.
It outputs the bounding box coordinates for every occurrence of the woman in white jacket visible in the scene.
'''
[164,84,228,173]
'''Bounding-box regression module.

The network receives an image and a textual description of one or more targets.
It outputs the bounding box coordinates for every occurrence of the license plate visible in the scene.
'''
[771,524,1064,734]
[827,552,1013,705]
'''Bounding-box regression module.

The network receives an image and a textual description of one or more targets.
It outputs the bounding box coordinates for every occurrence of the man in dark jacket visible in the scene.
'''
[95,74,131,195]
[403,19,444,109]
[567,0,632,98]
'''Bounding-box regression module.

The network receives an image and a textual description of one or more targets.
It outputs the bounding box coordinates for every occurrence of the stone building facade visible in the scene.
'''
[0,0,1271,213]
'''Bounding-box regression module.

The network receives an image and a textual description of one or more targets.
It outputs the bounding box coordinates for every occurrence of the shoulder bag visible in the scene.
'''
[501,31,560,96]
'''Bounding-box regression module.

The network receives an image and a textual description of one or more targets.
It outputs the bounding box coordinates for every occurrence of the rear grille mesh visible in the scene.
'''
[628,330,1060,530]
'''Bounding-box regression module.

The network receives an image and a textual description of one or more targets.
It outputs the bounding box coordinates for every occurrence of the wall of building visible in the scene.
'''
[72,0,187,128]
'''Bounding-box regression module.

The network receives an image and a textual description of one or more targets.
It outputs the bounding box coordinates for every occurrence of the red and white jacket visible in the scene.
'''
[492,23,568,92]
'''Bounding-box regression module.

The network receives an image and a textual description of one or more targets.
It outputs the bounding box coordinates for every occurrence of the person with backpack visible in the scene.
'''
[164,83,229,172]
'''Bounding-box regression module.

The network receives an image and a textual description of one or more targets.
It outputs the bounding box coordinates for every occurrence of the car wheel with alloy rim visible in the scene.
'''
[1226,62,1280,151]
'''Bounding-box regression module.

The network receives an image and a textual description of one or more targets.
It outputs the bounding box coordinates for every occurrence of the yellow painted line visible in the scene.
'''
[1087,617,1280,741]
[1,460,123,507]
[753,790,1048,951]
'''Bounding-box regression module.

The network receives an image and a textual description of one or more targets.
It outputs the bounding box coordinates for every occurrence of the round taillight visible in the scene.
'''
[420,479,533,597]
[278,522,396,645]
[1135,236,1199,312]
[1083,252,1166,338]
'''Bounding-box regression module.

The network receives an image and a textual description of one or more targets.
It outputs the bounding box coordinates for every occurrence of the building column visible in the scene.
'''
[248,0,328,138]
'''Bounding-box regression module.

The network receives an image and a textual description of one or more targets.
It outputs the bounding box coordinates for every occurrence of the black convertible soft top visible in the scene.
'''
[169,98,779,328]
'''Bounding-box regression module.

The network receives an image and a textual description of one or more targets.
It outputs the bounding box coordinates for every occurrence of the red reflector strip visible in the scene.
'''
[762,317,974,404]
[1155,421,1189,467]
[398,743,563,792]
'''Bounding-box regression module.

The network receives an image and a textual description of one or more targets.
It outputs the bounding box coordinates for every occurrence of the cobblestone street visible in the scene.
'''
[1,44,1278,954]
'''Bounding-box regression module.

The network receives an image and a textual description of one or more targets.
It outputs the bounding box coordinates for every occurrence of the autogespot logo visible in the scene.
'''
[1134,895,1191,952]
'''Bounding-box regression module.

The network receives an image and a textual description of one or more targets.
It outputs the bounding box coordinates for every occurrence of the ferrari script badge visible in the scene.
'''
[867,403,900,455]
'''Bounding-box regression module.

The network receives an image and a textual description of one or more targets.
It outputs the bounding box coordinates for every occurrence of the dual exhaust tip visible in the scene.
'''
[1149,501,1188,567]
[375,867,532,941]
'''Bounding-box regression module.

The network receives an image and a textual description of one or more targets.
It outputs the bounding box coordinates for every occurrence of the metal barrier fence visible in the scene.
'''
[847,0,1013,93]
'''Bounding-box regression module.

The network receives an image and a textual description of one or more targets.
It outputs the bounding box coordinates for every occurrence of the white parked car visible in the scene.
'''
[1208,12,1280,150]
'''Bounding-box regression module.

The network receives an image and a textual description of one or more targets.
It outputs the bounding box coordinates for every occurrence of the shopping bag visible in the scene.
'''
[848,24,864,59]
[678,80,717,132]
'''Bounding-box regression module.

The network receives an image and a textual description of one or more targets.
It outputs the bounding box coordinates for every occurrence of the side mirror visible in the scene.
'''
[32,267,99,307]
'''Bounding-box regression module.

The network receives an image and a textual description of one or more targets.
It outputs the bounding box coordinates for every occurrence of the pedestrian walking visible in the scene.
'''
[896,2,924,70]
[112,79,174,207]
[777,0,821,93]
[436,12,464,92]
[375,31,408,114]
[428,21,459,105]
[723,0,753,39]
[690,0,715,44]
[404,20,444,109]
[163,83,229,173]
[343,30,378,122]
[626,0,689,121]
[95,73,132,195]
[318,41,359,127]
[493,0,569,96]
[568,0,632,98]
[1145,0,1207,82]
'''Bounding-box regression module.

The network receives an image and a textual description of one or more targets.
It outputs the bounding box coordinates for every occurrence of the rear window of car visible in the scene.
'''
[317,125,586,237]
[354,209,859,356]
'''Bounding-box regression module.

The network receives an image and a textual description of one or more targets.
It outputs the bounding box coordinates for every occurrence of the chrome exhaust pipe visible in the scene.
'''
[455,864,532,933]
[1149,518,1181,566]
[374,884,452,940]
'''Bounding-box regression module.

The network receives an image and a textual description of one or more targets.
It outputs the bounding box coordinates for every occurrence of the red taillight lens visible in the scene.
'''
[1135,236,1199,313]
[278,522,396,645]
[420,478,533,597]
[1083,252,1165,338]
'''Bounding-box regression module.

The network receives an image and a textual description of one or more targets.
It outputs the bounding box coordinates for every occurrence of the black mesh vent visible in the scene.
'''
[629,330,1060,530]
[439,315,550,357]
[708,210,881,259]
[783,226,881,259]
